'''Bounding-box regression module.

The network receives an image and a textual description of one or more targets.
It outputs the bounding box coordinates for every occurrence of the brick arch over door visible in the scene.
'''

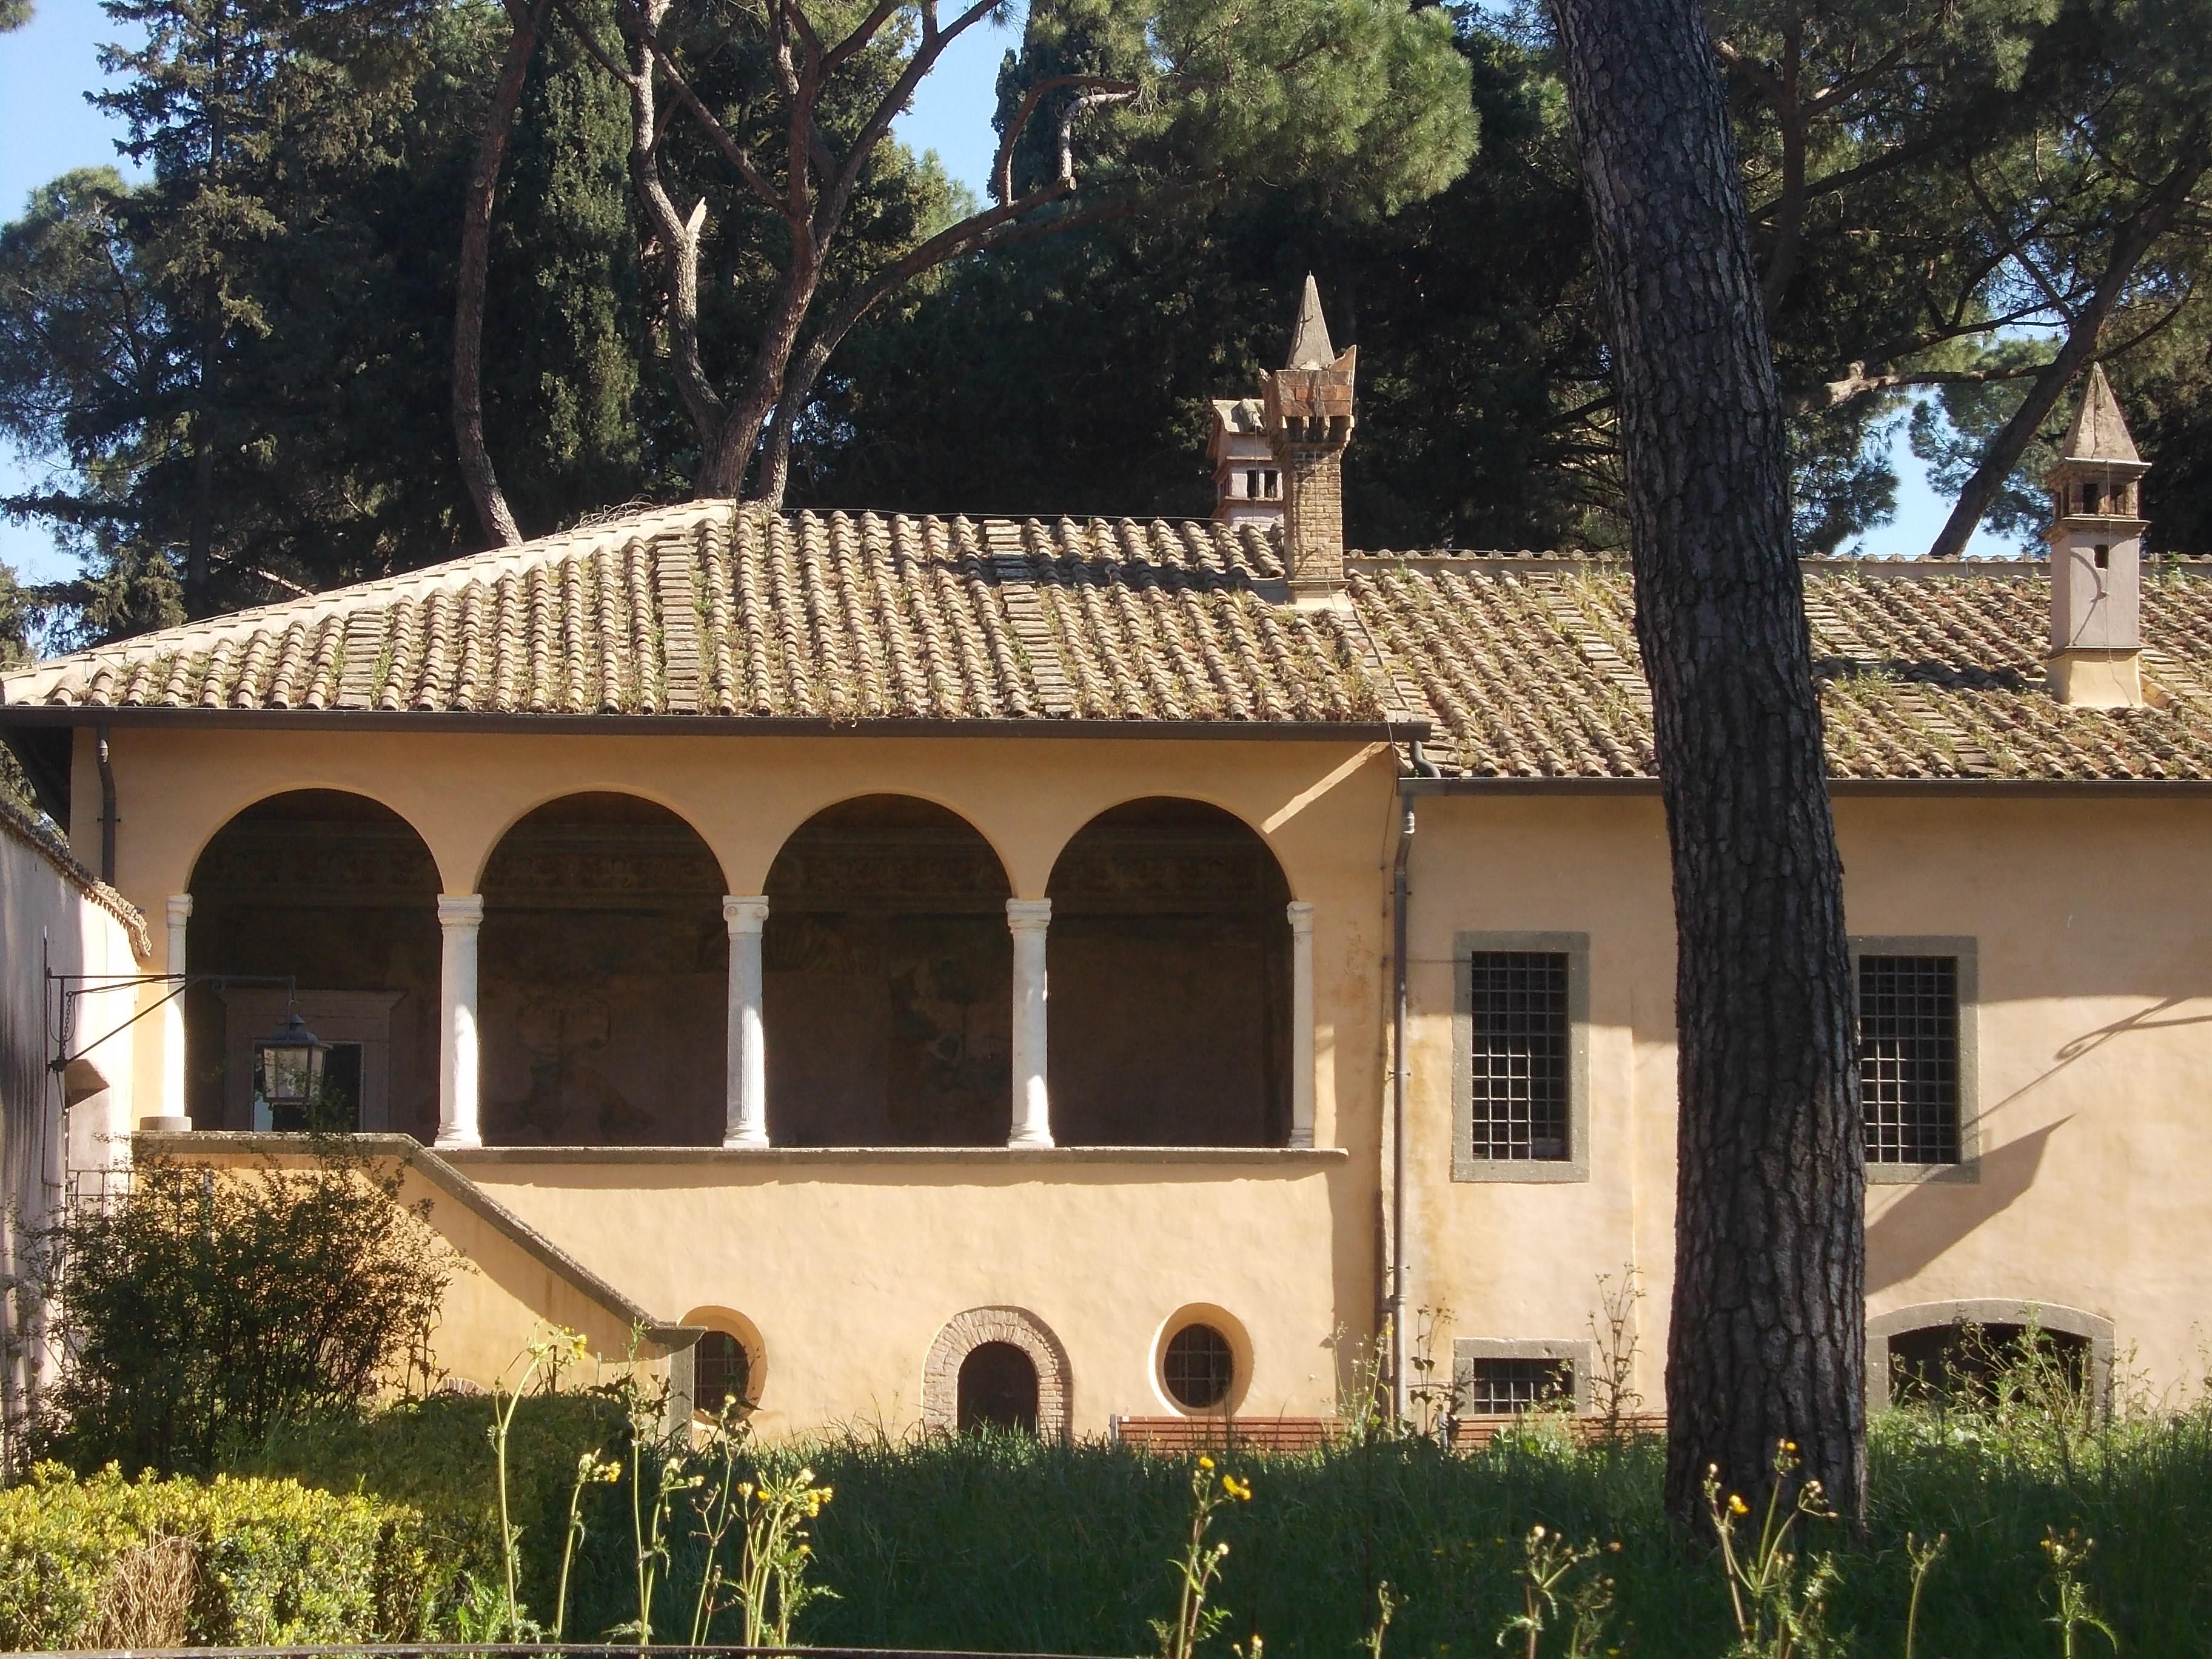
[922,1307,1071,1441]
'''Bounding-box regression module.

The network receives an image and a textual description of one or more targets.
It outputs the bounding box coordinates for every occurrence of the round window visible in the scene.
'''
[695,1330,752,1418]
[1162,1322,1235,1410]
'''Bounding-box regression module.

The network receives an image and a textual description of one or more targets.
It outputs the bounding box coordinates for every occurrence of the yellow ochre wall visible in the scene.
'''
[73,719,2212,1427]
[1403,791,2212,1404]
[76,725,1399,1432]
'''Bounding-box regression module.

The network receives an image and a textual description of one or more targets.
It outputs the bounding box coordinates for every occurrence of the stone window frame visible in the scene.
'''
[921,1305,1071,1442]
[1452,1337,1597,1415]
[1153,1303,1254,1418]
[1851,936,1979,1185]
[1866,1299,2113,1411]
[1452,931,1591,1183]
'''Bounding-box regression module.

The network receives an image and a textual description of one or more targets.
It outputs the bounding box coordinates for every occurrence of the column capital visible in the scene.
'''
[1286,899,1315,933]
[1006,897,1052,931]
[437,893,485,928]
[166,893,194,927]
[723,894,771,933]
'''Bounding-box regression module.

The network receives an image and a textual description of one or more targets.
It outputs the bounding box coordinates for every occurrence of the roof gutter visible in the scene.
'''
[0,706,1432,744]
[1386,739,1441,1426]
[1398,774,2212,799]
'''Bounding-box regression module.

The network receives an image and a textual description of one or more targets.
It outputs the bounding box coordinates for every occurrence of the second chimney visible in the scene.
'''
[2047,363,2151,708]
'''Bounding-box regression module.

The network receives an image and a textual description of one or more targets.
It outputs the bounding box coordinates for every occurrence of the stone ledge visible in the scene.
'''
[435,1143,1350,1167]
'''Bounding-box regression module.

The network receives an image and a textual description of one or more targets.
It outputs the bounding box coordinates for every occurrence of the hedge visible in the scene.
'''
[0,1463,457,1648]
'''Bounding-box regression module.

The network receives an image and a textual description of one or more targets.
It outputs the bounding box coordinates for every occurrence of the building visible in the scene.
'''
[2,287,2207,1438]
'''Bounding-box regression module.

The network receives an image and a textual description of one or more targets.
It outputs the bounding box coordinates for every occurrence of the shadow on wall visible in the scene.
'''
[1866,1118,2063,1295]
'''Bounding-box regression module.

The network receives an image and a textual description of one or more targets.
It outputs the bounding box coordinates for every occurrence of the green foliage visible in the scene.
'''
[0,1463,452,1647]
[33,1144,455,1476]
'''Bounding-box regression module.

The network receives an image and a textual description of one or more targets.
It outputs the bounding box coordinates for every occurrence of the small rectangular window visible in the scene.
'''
[1465,1356,1574,1415]
[1467,951,1571,1160]
[1858,955,1960,1165]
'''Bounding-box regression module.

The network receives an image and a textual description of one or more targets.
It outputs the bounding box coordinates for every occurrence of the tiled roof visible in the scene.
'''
[9,500,2212,785]
[1352,554,2212,781]
[0,504,1389,726]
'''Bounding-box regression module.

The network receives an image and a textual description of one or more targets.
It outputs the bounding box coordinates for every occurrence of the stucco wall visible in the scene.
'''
[1403,790,2212,1404]
[0,807,143,1441]
[450,1147,1352,1436]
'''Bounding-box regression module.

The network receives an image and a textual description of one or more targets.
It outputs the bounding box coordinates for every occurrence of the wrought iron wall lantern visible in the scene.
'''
[44,940,323,1127]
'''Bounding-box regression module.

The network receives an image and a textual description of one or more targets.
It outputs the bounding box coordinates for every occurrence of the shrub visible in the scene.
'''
[0,1463,454,1648]
[32,1139,456,1475]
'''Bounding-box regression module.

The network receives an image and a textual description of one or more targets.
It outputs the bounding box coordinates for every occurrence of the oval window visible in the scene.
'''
[1162,1322,1235,1410]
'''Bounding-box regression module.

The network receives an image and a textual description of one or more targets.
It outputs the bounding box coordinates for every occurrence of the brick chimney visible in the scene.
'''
[1262,275,1356,599]
[2047,363,2151,708]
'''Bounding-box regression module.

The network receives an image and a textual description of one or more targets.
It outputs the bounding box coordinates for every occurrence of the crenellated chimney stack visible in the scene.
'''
[2046,363,2151,708]
[1262,275,1356,600]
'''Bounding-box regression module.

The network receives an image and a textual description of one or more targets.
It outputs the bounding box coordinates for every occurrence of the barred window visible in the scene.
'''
[695,1332,751,1418]
[1859,955,1960,1164]
[1465,1357,1574,1415]
[1467,951,1571,1160]
[1162,1324,1235,1410]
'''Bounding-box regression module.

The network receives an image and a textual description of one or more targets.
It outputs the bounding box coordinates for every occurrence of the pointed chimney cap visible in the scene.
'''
[1284,273,1336,370]
[2062,363,2142,465]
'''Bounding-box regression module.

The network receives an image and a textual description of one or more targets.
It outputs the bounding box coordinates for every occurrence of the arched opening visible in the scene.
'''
[1888,1321,2093,1407]
[479,793,726,1145]
[1046,799,1292,1145]
[186,791,441,1135]
[956,1341,1039,1434]
[763,795,1012,1146]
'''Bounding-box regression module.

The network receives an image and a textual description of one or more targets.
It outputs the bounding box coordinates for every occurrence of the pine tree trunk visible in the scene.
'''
[1551,0,1866,1524]
[452,0,545,550]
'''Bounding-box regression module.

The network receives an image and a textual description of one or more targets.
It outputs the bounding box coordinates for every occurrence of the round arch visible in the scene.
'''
[478,792,728,1146]
[185,789,443,1136]
[467,783,734,895]
[1045,797,1294,1146]
[921,1306,1071,1441]
[763,794,1013,1147]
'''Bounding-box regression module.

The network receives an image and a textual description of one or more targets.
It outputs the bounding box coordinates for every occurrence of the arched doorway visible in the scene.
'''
[478,794,726,1145]
[1046,799,1293,1145]
[186,791,441,1135]
[763,796,1012,1146]
[957,1342,1039,1433]
[922,1307,1071,1439]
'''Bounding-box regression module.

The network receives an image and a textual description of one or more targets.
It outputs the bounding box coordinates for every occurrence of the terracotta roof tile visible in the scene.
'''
[13,499,2212,785]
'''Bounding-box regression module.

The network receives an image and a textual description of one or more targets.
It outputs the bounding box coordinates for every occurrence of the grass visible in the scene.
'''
[224,1392,2212,1655]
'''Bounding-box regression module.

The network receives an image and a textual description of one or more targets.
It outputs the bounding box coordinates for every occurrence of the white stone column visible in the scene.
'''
[1007,899,1053,1148]
[723,896,771,1148]
[1288,900,1316,1148]
[436,894,484,1149]
[160,894,192,1125]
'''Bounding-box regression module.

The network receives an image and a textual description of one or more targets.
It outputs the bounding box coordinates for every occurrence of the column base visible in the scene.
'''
[138,1116,193,1133]
[723,1131,771,1150]
[1007,1131,1056,1149]
[1287,1129,1315,1150]
[434,1133,483,1151]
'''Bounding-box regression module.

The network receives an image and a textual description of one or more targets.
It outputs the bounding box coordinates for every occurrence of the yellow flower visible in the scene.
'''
[1782,1439,1798,1453]
[1198,1455,1215,1470]
[1728,1495,1749,1517]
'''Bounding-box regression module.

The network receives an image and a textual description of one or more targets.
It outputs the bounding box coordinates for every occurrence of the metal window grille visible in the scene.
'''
[1466,1357,1574,1415]
[694,1331,751,1416]
[1858,955,1960,1164]
[1163,1324,1235,1410]
[1467,951,1571,1159]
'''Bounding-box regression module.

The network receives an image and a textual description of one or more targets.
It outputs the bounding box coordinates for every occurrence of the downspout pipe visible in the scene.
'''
[1388,739,1438,1424]
[96,723,116,885]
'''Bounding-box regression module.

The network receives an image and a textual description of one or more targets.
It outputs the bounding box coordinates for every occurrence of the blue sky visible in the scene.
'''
[0,2,1996,592]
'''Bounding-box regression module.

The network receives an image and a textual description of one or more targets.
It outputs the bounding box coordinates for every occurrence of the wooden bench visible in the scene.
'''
[1450,1412,1666,1452]
[1110,1415,1342,1453]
